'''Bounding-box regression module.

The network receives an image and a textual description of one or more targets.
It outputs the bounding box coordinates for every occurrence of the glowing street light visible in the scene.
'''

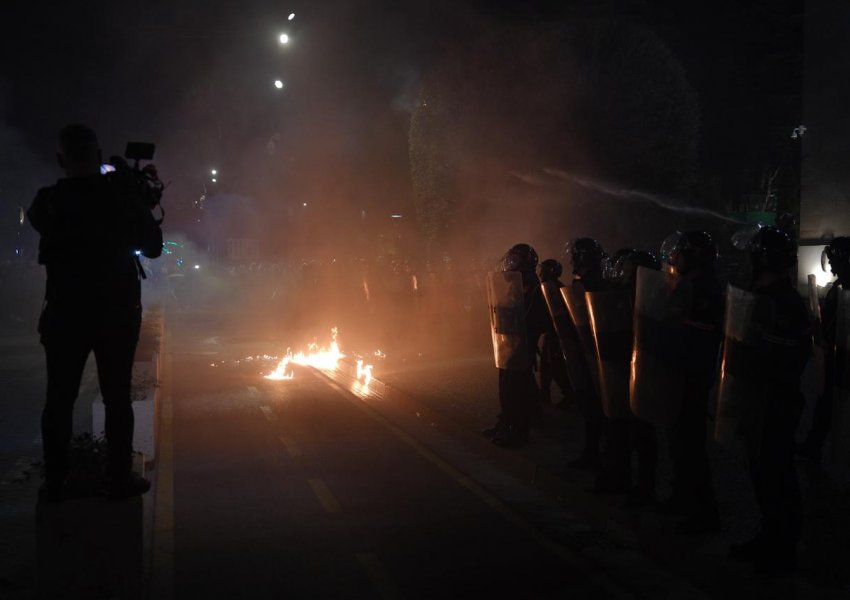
[211,178,217,183]
[279,33,290,44]
[211,169,217,176]
[288,13,295,20]
[274,79,284,89]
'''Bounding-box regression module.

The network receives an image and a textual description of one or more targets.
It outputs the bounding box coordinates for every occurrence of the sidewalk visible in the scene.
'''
[0,308,163,600]
[364,352,850,599]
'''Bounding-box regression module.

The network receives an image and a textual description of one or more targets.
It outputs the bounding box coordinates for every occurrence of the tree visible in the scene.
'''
[409,19,699,249]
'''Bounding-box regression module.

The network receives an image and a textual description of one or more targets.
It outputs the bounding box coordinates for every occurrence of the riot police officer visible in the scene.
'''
[536,259,572,407]
[660,231,723,533]
[725,227,811,574]
[563,238,607,468]
[28,124,163,501]
[610,250,661,505]
[484,244,548,447]
[798,236,850,461]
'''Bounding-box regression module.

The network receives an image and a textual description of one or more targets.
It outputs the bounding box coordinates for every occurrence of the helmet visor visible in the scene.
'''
[731,223,764,251]
[660,231,683,263]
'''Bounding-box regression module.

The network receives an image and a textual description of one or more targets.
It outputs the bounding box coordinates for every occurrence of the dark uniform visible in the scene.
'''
[728,226,811,573]
[742,279,810,570]
[486,243,546,447]
[668,270,723,525]
[497,273,549,441]
[29,171,162,490]
[658,231,723,532]
[565,239,608,468]
[796,238,850,461]
[537,260,572,406]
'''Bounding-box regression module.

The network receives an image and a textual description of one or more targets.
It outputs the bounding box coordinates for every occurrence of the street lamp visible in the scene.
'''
[288,13,295,20]
[211,169,217,176]
[274,79,284,89]
[279,33,290,44]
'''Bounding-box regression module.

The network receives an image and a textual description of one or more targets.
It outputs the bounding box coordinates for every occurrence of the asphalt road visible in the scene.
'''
[163,316,618,600]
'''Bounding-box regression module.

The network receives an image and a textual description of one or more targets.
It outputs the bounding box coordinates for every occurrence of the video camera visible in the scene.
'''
[102,142,165,221]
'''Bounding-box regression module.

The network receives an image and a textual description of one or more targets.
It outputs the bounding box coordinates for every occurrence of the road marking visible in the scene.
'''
[247,385,260,397]
[356,552,403,600]
[260,405,274,421]
[319,374,635,600]
[308,478,341,513]
[150,320,174,600]
[279,435,303,457]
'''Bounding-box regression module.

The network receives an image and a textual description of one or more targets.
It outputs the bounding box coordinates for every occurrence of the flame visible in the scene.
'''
[265,327,344,380]
[356,359,373,387]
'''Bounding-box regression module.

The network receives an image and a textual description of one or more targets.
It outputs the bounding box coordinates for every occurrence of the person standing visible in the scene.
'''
[29,124,163,501]
[536,259,573,407]
[725,227,811,573]
[798,236,850,461]
[484,244,547,447]
[660,231,723,533]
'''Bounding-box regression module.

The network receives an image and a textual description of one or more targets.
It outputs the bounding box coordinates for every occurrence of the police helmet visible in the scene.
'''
[612,250,660,285]
[537,259,563,282]
[661,230,717,274]
[748,226,797,274]
[565,238,604,274]
[501,243,539,274]
[822,236,850,275]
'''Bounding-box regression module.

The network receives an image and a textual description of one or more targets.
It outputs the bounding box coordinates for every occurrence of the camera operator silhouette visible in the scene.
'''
[28,124,163,501]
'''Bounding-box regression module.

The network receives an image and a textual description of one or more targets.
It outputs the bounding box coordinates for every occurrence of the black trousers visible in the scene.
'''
[498,368,537,434]
[631,418,657,493]
[539,332,572,402]
[40,306,141,480]
[751,391,804,554]
[668,381,717,516]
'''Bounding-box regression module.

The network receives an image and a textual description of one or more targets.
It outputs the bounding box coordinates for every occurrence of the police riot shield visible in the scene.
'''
[541,281,592,394]
[832,286,850,464]
[561,284,601,394]
[629,267,692,427]
[486,271,530,370]
[586,289,633,419]
[714,285,772,446]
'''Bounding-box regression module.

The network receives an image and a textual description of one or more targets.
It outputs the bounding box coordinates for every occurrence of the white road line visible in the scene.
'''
[308,478,341,513]
[355,553,404,600]
[278,435,303,457]
[259,406,274,421]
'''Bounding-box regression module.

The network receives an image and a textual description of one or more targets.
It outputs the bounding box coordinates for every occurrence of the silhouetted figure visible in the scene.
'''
[28,124,162,502]
[798,237,850,461]
[563,238,607,470]
[724,227,811,574]
[660,231,723,534]
[536,259,572,406]
[611,250,661,507]
[484,244,547,447]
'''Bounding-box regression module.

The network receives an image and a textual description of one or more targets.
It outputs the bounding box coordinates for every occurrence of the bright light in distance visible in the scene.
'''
[211,169,217,175]
[288,13,295,20]
[302,202,308,207]
[274,79,284,89]
[800,244,835,287]
[279,33,290,44]
[194,264,200,270]
[212,178,217,183]
[134,250,142,256]
[391,214,403,219]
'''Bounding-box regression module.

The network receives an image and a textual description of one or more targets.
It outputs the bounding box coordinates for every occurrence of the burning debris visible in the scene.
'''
[264,327,375,387]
